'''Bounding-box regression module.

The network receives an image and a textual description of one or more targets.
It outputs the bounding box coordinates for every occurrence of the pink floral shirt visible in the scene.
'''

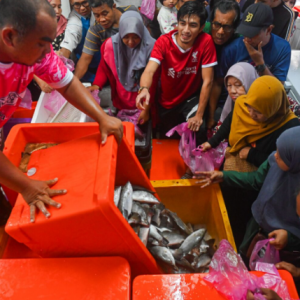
[0,47,73,128]
[157,6,178,35]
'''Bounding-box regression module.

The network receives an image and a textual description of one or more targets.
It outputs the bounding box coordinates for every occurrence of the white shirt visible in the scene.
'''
[157,6,178,35]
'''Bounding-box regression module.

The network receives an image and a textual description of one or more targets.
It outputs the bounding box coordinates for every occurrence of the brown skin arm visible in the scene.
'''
[58,48,71,59]
[57,76,123,144]
[207,78,223,129]
[74,52,94,80]
[187,67,214,131]
[0,151,65,222]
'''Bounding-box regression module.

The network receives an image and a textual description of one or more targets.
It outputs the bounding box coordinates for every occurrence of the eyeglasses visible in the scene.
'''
[72,0,89,9]
[212,22,234,33]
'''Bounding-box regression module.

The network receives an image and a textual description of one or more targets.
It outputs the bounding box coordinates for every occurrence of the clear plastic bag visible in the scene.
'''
[249,239,280,271]
[204,240,292,300]
[140,0,156,20]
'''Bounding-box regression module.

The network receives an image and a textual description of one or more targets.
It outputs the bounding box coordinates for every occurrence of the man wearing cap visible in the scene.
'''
[218,2,291,84]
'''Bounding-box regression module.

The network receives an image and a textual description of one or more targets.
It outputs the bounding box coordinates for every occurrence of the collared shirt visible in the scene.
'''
[60,9,95,52]
[83,6,138,56]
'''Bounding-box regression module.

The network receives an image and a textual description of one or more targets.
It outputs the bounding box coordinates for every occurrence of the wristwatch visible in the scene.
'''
[255,63,266,73]
[138,86,149,94]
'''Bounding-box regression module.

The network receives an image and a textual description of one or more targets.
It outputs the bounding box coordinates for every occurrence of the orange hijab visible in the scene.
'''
[229,76,297,153]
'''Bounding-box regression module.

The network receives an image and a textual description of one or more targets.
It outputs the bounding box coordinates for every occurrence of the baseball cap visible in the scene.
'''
[236,2,274,38]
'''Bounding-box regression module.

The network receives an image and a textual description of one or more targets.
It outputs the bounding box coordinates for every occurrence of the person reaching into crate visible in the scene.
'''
[194,126,300,268]
[0,0,123,222]
[88,11,157,125]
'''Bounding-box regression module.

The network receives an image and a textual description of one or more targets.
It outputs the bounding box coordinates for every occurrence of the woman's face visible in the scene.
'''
[226,76,246,102]
[49,0,62,20]
[122,33,141,49]
[274,150,289,171]
[246,104,268,123]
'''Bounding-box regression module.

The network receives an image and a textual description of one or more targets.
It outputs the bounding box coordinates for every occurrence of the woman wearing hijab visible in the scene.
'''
[201,76,299,168]
[32,0,68,94]
[89,11,156,124]
[196,126,300,258]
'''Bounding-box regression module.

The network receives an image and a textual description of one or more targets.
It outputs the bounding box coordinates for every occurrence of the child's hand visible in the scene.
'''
[201,142,212,152]
[276,261,300,280]
[193,171,223,188]
[269,229,288,250]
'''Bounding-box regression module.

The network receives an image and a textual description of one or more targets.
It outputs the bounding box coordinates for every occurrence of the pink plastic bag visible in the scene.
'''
[58,55,75,72]
[44,91,66,114]
[90,90,101,105]
[19,88,33,109]
[116,109,144,138]
[140,0,156,20]
[204,240,292,300]
[249,239,280,271]
[166,122,196,169]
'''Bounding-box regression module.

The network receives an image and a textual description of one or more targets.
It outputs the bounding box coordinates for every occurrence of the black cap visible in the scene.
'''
[236,3,274,38]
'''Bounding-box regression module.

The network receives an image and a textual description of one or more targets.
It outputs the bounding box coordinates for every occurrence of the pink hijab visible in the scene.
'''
[47,0,67,37]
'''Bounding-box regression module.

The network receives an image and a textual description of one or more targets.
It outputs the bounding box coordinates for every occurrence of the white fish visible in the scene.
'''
[132,191,160,204]
[114,186,122,207]
[150,246,176,268]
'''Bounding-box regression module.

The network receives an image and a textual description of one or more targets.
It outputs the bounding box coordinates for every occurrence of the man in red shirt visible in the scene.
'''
[136,1,217,141]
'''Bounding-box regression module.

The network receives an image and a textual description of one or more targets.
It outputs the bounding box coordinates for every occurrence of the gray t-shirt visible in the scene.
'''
[83,5,138,56]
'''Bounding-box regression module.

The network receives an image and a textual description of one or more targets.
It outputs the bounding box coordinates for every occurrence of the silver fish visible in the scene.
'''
[132,191,160,204]
[128,213,141,225]
[148,237,160,246]
[164,210,193,235]
[131,202,149,226]
[149,225,168,246]
[156,227,172,233]
[114,186,122,207]
[150,246,176,268]
[118,182,133,220]
[132,185,156,195]
[194,253,211,269]
[173,229,206,259]
[139,227,150,246]
[199,240,210,254]
[176,258,194,271]
[152,208,161,226]
[161,231,185,247]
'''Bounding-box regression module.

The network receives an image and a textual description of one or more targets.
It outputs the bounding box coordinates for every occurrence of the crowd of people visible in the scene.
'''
[0,0,300,298]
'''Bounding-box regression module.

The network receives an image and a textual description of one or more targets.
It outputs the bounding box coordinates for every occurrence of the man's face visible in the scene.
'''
[177,14,203,46]
[71,0,91,17]
[211,9,236,45]
[7,11,57,66]
[244,26,272,48]
[92,4,117,29]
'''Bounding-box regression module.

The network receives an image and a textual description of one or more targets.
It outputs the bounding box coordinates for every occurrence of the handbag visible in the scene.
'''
[223,147,258,172]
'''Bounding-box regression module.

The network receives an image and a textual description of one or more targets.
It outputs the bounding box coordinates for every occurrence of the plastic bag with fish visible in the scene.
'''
[166,122,196,171]
[204,240,292,300]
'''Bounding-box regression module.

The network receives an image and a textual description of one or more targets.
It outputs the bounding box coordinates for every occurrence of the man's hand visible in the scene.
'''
[201,142,212,152]
[239,147,251,160]
[38,82,53,93]
[138,108,150,125]
[276,261,300,280]
[244,40,264,66]
[21,178,66,223]
[99,115,123,144]
[247,289,282,300]
[136,89,150,110]
[188,114,203,132]
[269,229,288,250]
[193,171,224,188]
[87,85,100,92]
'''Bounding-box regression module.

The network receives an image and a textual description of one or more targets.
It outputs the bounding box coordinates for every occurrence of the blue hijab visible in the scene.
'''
[252,127,300,238]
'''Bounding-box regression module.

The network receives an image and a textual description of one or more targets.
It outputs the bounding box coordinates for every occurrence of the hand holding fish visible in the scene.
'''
[21,178,66,223]
[194,171,223,188]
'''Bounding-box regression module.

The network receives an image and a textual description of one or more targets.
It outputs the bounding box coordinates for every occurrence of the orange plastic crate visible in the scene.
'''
[0,257,130,300]
[4,127,159,278]
[133,270,299,300]
[12,102,37,118]
[3,122,135,206]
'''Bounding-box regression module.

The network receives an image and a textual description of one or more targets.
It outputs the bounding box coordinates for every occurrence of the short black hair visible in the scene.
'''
[177,1,208,26]
[88,0,114,8]
[0,0,55,39]
[158,0,164,5]
[211,0,240,29]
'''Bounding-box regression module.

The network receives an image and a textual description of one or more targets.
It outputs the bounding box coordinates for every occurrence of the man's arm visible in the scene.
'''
[57,76,123,144]
[187,67,214,131]
[136,60,160,110]
[74,53,94,80]
[59,48,71,59]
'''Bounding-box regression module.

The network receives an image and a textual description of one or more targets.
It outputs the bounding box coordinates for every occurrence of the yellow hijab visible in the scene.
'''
[229,76,297,153]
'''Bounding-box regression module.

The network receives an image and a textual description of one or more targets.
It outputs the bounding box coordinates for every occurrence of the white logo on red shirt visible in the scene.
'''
[168,68,175,78]
[192,51,198,63]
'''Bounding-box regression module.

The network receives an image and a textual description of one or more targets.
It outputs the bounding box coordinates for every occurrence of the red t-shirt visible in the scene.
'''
[0,47,73,128]
[150,30,217,109]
